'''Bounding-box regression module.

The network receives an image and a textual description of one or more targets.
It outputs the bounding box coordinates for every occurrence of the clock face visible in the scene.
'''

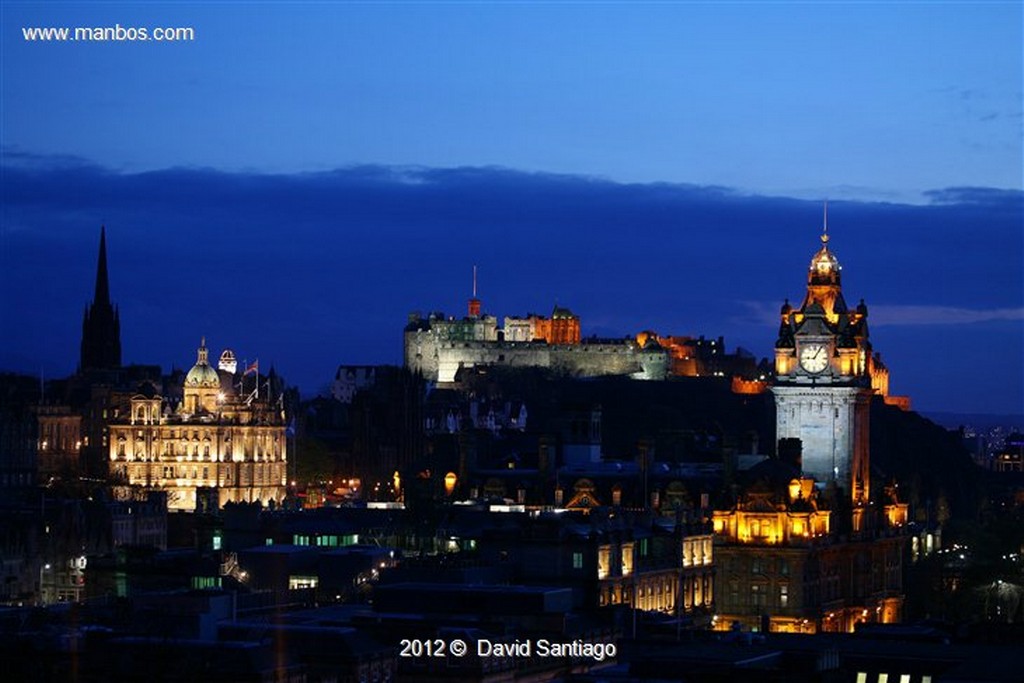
[799,344,829,373]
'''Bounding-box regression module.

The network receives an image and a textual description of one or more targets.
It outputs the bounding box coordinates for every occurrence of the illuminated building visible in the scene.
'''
[404,275,754,384]
[35,405,82,479]
[714,220,908,633]
[107,339,288,511]
[773,220,884,505]
[713,441,907,634]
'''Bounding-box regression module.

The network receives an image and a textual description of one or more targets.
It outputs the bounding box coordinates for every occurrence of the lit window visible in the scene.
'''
[751,584,766,607]
[288,575,318,590]
[573,552,583,569]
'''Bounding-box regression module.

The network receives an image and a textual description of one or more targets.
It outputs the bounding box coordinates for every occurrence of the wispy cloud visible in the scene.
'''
[870,305,1024,326]
[736,302,1024,328]
[0,152,1021,414]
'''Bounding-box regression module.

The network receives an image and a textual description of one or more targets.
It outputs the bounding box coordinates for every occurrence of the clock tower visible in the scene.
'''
[772,218,873,505]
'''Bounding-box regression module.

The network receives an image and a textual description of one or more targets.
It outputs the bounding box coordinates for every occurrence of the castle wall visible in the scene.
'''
[406,312,673,383]
[427,340,670,383]
[551,344,641,377]
[436,342,552,382]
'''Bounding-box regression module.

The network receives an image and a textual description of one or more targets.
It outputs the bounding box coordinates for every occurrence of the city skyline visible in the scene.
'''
[1,2,1022,415]
[2,156,1021,415]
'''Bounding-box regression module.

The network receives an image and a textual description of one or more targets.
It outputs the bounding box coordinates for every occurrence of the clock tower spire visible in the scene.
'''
[772,215,873,509]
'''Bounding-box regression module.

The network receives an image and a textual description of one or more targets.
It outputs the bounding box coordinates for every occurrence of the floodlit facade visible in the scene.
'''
[715,223,908,634]
[107,339,288,511]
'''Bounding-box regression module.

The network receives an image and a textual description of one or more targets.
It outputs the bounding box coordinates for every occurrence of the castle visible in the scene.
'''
[404,273,760,384]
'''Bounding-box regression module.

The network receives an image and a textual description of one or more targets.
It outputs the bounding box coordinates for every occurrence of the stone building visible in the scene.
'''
[35,405,81,479]
[404,275,762,385]
[714,221,908,634]
[107,339,288,511]
[713,452,906,633]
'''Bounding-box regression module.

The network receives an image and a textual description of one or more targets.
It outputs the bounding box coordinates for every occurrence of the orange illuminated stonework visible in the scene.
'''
[731,377,768,395]
[545,306,581,344]
[712,459,906,635]
[714,222,909,635]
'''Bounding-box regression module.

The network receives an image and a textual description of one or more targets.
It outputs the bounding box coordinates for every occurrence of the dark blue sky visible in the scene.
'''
[1,2,1022,414]
[2,154,1021,414]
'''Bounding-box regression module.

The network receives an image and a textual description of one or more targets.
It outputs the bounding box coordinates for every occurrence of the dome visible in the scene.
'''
[185,338,221,388]
[808,231,841,285]
[551,305,576,320]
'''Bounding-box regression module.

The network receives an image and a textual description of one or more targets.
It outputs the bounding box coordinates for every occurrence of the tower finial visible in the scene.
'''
[467,265,482,317]
[80,225,122,371]
[95,225,111,304]
[821,200,829,244]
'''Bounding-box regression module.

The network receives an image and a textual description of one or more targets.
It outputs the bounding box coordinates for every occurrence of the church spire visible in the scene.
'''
[80,226,122,371]
[94,225,111,305]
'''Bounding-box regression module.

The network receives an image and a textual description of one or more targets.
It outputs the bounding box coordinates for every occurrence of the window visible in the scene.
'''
[572,552,584,569]
[288,575,318,590]
[751,584,766,608]
[779,584,788,608]
[780,558,790,576]
[191,576,222,590]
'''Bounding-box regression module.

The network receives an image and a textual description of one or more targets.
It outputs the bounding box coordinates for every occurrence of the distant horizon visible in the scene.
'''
[2,2,1021,415]
[1,153,1021,416]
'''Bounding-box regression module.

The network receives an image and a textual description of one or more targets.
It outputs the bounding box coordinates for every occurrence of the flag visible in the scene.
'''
[244,360,259,376]
[286,417,296,437]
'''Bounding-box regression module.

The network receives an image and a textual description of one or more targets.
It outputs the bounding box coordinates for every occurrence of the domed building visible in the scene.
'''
[107,338,288,511]
[182,338,221,414]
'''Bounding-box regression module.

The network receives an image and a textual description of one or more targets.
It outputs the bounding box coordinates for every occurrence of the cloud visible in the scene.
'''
[923,186,1024,206]
[738,301,1024,328]
[869,305,1024,326]
[0,151,1021,413]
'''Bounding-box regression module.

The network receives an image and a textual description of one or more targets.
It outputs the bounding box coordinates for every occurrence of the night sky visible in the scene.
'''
[1,2,1021,415]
